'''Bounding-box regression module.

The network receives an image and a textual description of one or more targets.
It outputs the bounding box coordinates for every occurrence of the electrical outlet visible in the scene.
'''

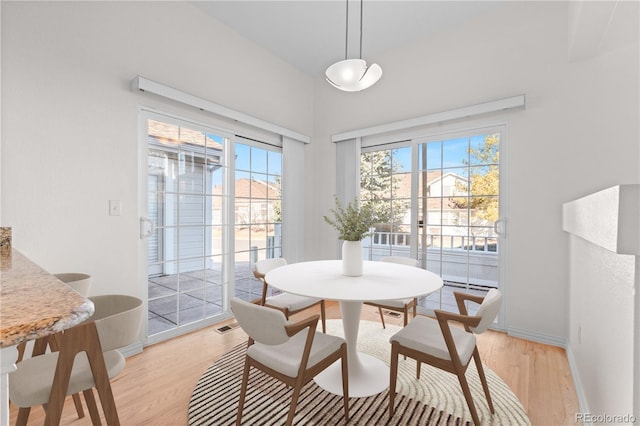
[109,200,121,216]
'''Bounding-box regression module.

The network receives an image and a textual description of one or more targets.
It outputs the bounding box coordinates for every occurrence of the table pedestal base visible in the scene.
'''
[314,352,389,397]
[313,300,390,397]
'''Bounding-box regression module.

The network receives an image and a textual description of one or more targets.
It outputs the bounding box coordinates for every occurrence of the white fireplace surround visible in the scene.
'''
[563,185,639,423]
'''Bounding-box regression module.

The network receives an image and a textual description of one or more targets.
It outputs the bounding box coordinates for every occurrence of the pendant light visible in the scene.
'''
[325,0,382,92]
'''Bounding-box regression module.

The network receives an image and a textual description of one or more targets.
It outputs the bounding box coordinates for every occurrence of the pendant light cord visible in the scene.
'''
[359,0,363,59]
[344,0,348,60]
[344,0,365,60]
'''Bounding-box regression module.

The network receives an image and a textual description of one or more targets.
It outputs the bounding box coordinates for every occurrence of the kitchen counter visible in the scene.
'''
[0,248,94,347]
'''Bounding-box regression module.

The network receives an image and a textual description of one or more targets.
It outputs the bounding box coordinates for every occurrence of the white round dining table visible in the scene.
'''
[264,259,443,397]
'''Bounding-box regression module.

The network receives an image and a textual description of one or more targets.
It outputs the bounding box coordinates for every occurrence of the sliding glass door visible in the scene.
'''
[361,127,505,320]
[141,111,283,343]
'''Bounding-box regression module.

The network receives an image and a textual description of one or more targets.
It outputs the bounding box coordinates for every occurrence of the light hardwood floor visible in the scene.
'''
[11,302,579,425]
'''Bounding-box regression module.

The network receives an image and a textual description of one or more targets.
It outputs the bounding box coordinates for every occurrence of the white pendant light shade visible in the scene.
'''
[326,0,382,92]
[325,59,382,92]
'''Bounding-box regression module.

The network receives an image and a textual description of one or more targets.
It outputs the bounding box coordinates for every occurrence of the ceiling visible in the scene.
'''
[192,1,503,77]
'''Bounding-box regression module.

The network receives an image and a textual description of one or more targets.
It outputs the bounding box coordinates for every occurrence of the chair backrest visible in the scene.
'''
[381,256,419,268]
[231,297,290,345]
[54,273,92,297]
[254,257,287,275]
[89,295,144,352]
[470,289,502,334]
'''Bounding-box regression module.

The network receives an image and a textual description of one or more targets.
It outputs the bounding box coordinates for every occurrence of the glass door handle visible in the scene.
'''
[494,218,506,237]
[140,217,156,239]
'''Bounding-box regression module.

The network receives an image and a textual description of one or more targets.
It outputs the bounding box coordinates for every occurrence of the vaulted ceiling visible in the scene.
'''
[193,1,503,77]
[194,1,638,78]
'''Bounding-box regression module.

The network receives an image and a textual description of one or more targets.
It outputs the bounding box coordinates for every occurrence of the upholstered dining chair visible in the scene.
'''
[231,297,349,426]
[54,273,92,297]
[253,257,327,333]
[364,256,420,329]
[388,289,502,425]
[9,294,144,426]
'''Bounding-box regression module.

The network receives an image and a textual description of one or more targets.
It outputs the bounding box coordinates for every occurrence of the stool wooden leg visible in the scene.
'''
[16,342,26,363]
[16,407,30,426]
[48,333,85,419]
[83,389,102,425]
[72,393,85,418]
[44,322,120,426]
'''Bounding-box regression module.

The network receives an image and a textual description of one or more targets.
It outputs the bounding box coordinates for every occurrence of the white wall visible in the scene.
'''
[1,1,313,298]
[307,1,639,341]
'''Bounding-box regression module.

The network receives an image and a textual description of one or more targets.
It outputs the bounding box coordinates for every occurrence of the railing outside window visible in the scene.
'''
[371,231,497,252]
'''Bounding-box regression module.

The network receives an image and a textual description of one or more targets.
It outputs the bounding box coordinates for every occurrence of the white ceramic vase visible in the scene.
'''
[342,240,363,277]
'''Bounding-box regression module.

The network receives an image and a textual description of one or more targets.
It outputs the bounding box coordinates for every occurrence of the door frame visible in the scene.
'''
[138,107,236,346]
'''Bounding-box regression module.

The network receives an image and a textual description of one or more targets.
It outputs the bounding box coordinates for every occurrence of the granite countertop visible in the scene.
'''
[0,248,95,347]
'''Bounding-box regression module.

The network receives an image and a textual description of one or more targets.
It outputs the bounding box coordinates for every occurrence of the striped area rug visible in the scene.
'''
[188,320,530,425]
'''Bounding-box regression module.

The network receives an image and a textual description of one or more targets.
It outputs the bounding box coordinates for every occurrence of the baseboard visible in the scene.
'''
[565,344,591,425]
[507,326,567,348]
[120,340,144,358]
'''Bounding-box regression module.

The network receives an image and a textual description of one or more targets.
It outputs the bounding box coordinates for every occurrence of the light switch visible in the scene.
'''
[109,200,121,216]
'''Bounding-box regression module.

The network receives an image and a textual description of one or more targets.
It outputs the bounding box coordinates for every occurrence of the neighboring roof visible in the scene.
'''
[235,178,279,199]
[213,178,280,200]
[148,119,224,151]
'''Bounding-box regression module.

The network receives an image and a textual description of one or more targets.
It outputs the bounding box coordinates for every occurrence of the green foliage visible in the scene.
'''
[323,196,378,241]
[360,150,409,227]
[271,175,282,222]
[452,134,500,223]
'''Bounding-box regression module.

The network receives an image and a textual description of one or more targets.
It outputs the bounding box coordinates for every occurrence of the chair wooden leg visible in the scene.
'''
[402,308,409,360]
[286,379,304,426]
[340,344,349,422]
[389,342,399,416]
[378,307,386,329]
[320,301,327,333]
[236,357,251,426]
[416,360,421,380]
[16,407,31,426]
[455,369,481,426]
[473,350,495,413]
[83,389,102,425]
